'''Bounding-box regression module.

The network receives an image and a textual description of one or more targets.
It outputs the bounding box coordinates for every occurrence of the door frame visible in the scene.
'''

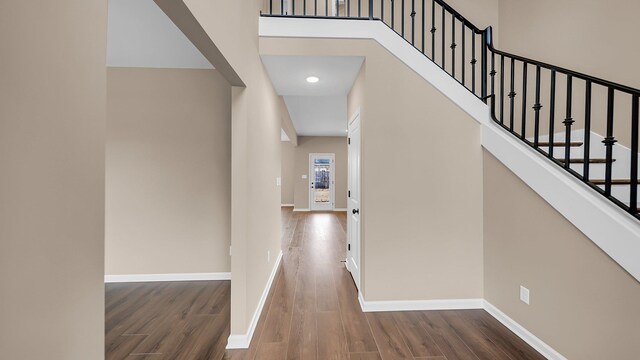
[346,108,361,290]
[309,153,336,211]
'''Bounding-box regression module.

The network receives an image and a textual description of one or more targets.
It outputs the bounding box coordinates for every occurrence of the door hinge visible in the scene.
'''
[348,244,351,251]
[348,190,351,197]
[348,137,351,145]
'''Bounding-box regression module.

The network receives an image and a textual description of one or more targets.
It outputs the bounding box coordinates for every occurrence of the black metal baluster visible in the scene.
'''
[549,70,556,158]
[270,0,273,14]
[508,58,516,131]
[430,0,435,60]
[304,0,307,15]
[391,0,395,30]
[631,95,639,214]
[358,0,361,17]
[292,0,295,14]
[325,0,328,16]
[441,6,445,69]
[490,52,496,100]
[461,24,466,86]
[381,0,384,22]
[410,0,416,45]
[451,14,456,78]
[604,88,617,196]
[368,0,373,19]
[500,55,504,124]
[421,0,425,53]
[583,81,592,181]
[563,75,574,169]
[348,0,351,17]
[471,34,476,94]
[521,62,528,139]
[281,0,284,15]
[481,31,487,101]
[315,0,318,16]
[402,0,405,37]
[533,65,542,148]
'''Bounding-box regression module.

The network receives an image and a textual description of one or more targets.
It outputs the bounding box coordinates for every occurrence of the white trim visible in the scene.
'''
[260,17,488,126]
[226,250,283,349]
[333,208,348,211]
[484,301,567,360]
[359,296,484,312]
[281,203,294,207]
[104,272,230,283]
[482,119,640,283]
[355,293,566,359]
[293,208,310,212]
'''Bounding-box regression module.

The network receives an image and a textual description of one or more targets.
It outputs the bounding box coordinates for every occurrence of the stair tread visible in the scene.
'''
[592,179,640,185]
[538,141,584,147]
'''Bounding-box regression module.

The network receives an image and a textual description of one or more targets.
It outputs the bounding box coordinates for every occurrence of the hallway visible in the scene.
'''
[106,208,545,359]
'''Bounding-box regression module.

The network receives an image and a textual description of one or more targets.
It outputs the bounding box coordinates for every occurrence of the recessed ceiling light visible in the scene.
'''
[306,76,319,83]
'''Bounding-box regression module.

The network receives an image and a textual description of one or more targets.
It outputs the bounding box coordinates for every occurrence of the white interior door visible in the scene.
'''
[347,112,361,290]
[309,153,335,211]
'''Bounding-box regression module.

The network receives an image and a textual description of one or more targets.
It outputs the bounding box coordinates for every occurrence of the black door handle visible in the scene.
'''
[352,209,359,214]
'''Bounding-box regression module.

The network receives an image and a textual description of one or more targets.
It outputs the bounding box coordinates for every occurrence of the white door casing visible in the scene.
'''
[347,110,361,290]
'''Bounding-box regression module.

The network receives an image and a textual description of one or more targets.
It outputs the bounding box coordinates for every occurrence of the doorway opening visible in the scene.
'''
[309,153,336,211]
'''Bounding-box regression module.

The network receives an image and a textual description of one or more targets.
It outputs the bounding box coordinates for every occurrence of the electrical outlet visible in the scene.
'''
[301,174,308,179]
[276,177,281,186]
[520,285,530,305]
[267,250,271,263]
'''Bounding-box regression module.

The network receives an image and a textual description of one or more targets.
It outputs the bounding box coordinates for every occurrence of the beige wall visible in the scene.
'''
[106,67,231,275]
[493,0,640,147]
[0,1,106,359]
[292,136,348,210]
[483,150,640,359]
[261,37,485,301]
[498,0,640,89]
[280,97,298,146]
[167,0,284,336]
[281,140,296,205]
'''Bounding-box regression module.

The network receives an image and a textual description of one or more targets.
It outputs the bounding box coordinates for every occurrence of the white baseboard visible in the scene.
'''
[483,300,566,360]
[281,204,294,207]
[104,272,231,283]
[226,250,283,349]
[293,208,310,212]
[356,293,564,359]
[359,296,484,312]
[333,208,348,211]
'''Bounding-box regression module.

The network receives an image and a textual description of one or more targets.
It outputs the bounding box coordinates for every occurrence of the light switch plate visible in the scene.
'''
[276,177,281,186]
[301,174,308,179]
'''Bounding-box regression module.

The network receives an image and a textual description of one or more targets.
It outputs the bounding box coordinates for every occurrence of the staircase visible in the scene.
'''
[261,0,640,220]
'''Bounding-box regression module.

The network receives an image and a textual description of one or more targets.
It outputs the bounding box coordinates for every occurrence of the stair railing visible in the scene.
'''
[262,0,640,219]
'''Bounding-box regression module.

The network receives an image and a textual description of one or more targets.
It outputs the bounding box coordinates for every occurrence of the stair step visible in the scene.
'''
[591,179,640,185]
[538,141,584,147]
[558,158,615,164]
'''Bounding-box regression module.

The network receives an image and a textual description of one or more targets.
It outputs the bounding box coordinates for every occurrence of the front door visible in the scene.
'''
[309,153,335,211]
[347,112,361,290]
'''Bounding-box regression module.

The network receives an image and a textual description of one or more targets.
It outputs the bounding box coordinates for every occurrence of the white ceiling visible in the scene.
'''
[107,0,213,69]
[284,96,348,136]
[262,55,364,136]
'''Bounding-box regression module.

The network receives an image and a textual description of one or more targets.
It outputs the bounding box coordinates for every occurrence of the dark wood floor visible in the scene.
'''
[106,208,545,360]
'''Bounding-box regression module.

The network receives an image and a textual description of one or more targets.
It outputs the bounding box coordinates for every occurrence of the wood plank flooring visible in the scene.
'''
[106,208,546,360]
